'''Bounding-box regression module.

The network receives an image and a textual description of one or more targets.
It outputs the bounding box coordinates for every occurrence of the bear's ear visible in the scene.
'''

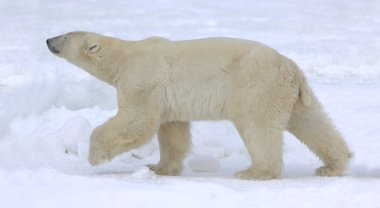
[87,43,101,53]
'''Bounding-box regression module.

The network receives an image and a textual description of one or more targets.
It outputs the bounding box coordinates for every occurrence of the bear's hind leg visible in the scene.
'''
[234,121,284,180]
[287,102,352,177]
[148,121,191,176]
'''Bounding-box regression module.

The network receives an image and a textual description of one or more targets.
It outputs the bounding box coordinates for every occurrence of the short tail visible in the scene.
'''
[298,72,312,106]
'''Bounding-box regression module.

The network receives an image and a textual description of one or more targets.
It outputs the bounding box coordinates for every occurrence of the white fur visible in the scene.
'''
[47,32,352,180]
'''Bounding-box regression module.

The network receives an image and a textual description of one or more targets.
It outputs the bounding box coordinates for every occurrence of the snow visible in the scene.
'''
[0,0,380,207]
[188,154,220,172]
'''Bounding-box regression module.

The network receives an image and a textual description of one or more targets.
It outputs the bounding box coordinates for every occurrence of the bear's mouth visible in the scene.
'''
[46,39,60,54]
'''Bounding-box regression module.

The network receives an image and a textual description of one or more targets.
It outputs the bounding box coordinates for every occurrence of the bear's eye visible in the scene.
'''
[87,43,100,53]
[89,45,97,50]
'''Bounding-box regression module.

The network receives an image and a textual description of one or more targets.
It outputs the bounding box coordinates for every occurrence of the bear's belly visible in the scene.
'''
[161,82,230,122]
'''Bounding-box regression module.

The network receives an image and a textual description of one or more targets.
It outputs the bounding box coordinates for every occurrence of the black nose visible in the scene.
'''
[46,38,60,54]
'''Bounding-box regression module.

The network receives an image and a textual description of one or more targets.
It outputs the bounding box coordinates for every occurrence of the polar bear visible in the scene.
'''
[47,31,351,180]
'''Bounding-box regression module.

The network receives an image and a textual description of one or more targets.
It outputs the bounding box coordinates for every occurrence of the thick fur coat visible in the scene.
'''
[47,32,351,180]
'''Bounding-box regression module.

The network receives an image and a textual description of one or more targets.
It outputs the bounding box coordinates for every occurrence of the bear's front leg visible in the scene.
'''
[88,87,162,165]
[148,121,191,176]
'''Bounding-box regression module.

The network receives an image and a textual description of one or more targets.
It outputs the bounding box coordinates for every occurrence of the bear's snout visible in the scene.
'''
[46,35,66,54]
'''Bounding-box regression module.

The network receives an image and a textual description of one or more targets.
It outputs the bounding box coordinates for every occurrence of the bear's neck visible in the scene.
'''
[84,61,120,87]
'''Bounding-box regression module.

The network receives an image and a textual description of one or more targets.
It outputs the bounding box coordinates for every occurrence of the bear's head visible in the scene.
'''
[47,32,101,66]
[47,32,120,85]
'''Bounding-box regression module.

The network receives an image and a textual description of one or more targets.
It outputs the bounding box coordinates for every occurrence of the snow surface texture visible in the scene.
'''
[0,0,380,207]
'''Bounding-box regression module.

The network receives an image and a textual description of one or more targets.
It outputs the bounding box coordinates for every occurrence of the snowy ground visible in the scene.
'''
[1,0,380,207]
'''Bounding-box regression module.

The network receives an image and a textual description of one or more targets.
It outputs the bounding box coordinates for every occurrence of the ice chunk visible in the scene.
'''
[129,166,156,179]
[60,117,92,154]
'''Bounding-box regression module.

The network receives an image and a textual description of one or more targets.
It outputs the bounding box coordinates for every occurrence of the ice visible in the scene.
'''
[1,0,380,207]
